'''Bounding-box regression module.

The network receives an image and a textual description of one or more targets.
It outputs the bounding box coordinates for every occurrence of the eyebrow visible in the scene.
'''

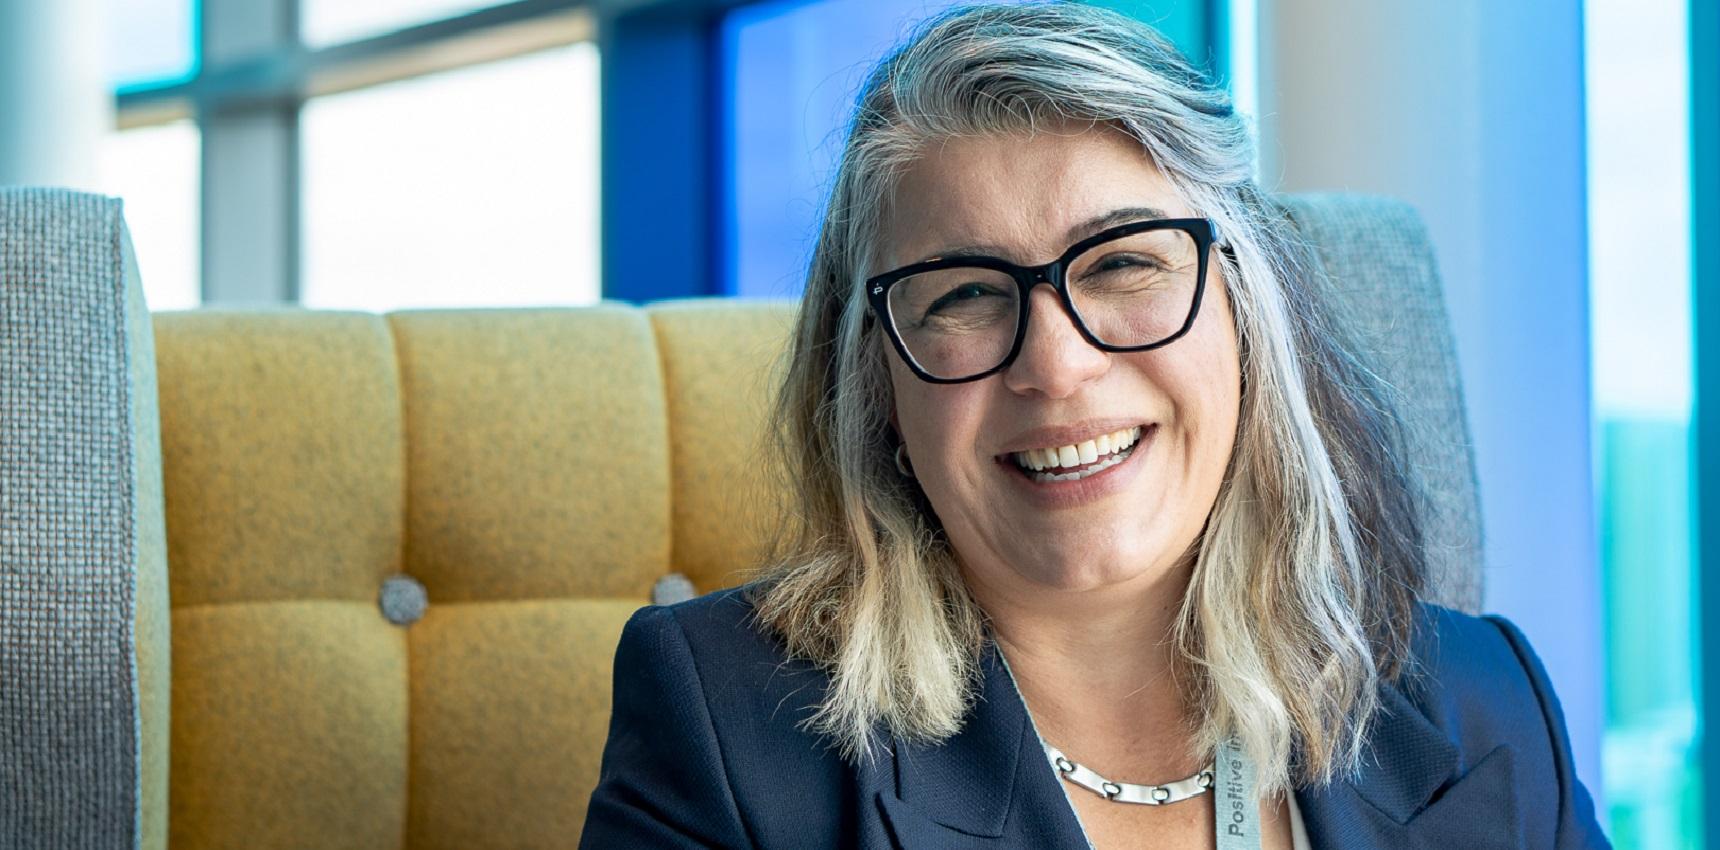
[913,205,1172,264]
[1067,206,1171,242]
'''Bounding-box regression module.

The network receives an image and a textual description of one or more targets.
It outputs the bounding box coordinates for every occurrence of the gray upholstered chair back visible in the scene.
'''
[0,188,170,850]
[1279,195,1484,611]
[0,188,1478,849]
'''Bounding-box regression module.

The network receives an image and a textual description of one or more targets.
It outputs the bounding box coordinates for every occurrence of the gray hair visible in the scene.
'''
[751,2,1426,797]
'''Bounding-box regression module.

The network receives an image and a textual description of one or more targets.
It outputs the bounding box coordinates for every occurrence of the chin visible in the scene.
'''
[1014,547,1167,594]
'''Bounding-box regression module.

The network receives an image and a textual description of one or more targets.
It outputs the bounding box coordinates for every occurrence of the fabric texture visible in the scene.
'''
[1279,195,1484,611]
[647,299,797,592]
[0,187,169,850]
[581,586,1610,849]
[390,307,672,602]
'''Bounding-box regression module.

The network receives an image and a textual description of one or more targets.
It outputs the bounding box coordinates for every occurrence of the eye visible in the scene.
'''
[926,282,1005,315]
[1090,252,1167,273]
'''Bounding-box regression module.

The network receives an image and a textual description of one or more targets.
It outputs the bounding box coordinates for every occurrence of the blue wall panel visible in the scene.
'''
[600,6,722,301]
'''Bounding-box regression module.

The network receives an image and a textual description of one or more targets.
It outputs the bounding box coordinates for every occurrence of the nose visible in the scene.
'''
[1001,284,1109,398]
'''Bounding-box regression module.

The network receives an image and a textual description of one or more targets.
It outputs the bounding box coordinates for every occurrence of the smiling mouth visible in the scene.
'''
[1004,425,1148,483]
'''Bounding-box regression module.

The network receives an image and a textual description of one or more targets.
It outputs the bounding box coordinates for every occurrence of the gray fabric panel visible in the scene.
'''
[0,188,141,849]
[121,223,170,850]
[1280,193,1484,613]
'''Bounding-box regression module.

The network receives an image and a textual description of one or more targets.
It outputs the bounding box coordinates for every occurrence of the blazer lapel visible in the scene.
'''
[878,642,1091,850]
[879,648,1524,848]
[1295,682,1524,848]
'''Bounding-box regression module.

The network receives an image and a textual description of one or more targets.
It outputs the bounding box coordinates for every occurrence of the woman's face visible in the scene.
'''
[880,124,1242,597]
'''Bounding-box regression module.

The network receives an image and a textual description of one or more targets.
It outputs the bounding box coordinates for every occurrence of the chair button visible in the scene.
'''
[378,574,428,626]
[652,573,698,605]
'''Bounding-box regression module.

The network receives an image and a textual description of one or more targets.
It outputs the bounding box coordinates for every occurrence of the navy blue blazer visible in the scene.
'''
[580,585,1610,849]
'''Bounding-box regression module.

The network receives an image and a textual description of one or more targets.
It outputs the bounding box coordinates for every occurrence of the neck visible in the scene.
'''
[966,554,1205,777]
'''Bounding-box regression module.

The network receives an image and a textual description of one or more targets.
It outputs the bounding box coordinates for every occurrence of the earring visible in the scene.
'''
[894,443,915,478]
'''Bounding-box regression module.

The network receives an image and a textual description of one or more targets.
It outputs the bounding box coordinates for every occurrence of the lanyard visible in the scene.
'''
[1213,738,1262,850]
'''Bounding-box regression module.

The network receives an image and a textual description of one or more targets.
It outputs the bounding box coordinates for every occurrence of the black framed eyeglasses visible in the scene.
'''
[865,217,1220,383]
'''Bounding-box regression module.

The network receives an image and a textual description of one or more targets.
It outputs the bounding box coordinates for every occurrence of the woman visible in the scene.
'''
[580,4,1609,848]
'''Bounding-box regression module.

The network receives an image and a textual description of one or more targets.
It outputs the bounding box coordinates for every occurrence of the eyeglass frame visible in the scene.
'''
[864,217,1222,384]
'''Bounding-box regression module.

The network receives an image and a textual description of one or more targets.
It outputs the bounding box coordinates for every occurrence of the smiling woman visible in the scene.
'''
[580,5,1612,849]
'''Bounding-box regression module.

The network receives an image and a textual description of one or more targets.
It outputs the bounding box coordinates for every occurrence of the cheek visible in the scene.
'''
[886,358,985,488]
[1173,284,1242,459]
[887,358,952,464]
[885,354,927,437]
[1206,303,1243,464]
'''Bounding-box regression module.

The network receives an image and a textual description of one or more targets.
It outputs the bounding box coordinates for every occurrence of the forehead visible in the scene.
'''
[880,124,1188,269]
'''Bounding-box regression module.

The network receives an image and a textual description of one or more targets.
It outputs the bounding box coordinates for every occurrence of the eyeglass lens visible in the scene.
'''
[884,227,1201,380]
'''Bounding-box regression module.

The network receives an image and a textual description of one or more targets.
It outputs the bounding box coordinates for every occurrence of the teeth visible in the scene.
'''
[1010,426,1144,474]
[1032,447,1131,482]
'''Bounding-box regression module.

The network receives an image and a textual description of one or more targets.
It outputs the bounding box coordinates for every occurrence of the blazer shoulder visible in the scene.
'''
[1400,602,1609,848]
[619,583,863,847]
[1403,602,1546,743]
[650,582,809,683]
[1408,602,1528,686]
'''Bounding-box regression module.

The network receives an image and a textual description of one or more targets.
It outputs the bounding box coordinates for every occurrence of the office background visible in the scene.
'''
[0,0,1709,846]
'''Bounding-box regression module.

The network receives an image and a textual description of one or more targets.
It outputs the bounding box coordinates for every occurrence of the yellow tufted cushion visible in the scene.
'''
[169,603,410,848]
[647,300,795,592]
[151,301,779,848]
[153,309,407,609]
[406,599,641,849]
[390,308,671,601]
[154,309,412,849]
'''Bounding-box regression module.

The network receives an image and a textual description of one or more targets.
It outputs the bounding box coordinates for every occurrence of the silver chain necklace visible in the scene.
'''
[1044,744,1216,805]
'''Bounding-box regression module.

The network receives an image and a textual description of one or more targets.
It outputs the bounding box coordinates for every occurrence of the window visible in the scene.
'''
[299,44,600,311]
[1586,0,1700,846]
[105,0,200,310]
[109,0,600,310]
[302,0,501,47]
[108,0,196,89]
[720,0,980,298]
[99,120,201,311]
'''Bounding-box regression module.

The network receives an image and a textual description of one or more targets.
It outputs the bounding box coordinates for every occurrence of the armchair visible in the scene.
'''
[0,186,1481,849]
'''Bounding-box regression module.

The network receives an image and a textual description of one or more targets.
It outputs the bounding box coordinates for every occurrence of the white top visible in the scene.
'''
[1288,792,1312,850]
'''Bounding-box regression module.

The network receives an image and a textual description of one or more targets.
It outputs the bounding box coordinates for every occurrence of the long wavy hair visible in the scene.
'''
[749,2,1427,797]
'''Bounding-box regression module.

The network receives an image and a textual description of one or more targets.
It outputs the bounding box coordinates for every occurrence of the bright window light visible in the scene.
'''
[301,0,501,47]
[100,120,201,311]
[299,43,600,312]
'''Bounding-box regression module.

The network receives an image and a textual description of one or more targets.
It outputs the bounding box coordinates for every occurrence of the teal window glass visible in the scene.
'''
[108,0,197,89]
[1586,0,1701,846]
